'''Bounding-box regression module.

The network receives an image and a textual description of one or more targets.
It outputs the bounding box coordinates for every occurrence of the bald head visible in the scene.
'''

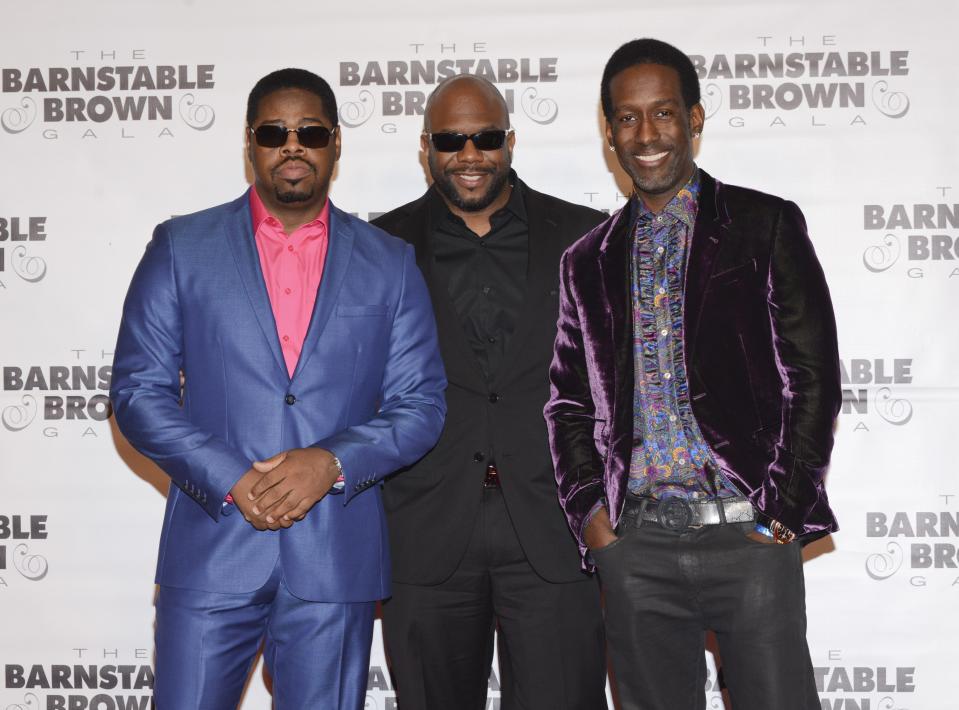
[424,75,509,132]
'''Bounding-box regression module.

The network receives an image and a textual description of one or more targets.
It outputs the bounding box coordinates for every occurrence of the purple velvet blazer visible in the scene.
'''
[545,171,841,563]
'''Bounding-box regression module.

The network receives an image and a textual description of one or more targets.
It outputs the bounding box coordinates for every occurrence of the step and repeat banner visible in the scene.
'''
[2,0,956,708]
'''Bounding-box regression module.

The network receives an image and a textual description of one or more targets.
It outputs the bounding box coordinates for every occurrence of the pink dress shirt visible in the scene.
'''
[249,187,330,378]
[224,189,334,506]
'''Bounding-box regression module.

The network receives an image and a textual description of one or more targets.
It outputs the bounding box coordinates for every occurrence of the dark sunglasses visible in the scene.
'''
[249,124,337,149]
[424,129,513,152]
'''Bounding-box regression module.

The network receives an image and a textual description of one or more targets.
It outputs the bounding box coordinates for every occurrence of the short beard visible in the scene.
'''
[431,158,510,212]
[274,184,314,204]
[272,159,315,204]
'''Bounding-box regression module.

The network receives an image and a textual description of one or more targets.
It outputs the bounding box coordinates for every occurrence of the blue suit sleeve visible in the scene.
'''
[110,224,250,520]
[315,243,447,502]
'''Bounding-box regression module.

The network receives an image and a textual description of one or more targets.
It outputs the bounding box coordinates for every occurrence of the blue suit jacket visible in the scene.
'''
[111,191,446,602]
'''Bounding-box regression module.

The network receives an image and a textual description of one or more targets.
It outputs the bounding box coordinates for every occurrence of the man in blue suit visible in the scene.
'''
[110,68,446,709]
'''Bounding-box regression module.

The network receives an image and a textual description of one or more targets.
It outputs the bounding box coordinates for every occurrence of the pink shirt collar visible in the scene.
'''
[249,185,330,236]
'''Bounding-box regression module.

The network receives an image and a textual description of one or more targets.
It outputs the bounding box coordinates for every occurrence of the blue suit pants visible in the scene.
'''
[154,560,375,709]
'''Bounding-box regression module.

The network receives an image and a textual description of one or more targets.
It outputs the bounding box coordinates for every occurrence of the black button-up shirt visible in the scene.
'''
[429,174,528,381]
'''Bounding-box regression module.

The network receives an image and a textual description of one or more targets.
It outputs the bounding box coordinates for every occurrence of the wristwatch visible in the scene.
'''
[330,454,345,494]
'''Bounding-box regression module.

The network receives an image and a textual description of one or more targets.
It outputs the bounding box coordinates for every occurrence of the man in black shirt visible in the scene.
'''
[374,75,608,710]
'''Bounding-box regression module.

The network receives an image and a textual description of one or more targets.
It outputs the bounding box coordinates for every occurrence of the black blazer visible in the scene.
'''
[373,179,605,584]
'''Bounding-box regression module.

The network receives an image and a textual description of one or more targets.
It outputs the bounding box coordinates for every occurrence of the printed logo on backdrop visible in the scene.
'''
[1,50,215,140]
[689,35,910,129]
[815,650,916,710]
[337,41,558,135]
[1,349,112,440]
[865,495,959,589]
[861,186,959,281]
[0,216,48,293]
[0,515,49,591]
[703,664,725,708]
[362,666,502,709]
[840,358,914,432]
[2,648,153,709]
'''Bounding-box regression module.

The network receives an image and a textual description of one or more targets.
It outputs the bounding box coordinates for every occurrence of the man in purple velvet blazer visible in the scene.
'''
[545,39,841,710]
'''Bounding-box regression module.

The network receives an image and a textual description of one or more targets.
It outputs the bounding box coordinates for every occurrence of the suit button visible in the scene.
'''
[285,394,296,405]
[488,393,499,404]
[473,451,485,463]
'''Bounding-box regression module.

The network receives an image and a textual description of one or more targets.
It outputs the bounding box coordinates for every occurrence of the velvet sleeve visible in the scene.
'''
[759,200,842,533]
[544,249,608,560]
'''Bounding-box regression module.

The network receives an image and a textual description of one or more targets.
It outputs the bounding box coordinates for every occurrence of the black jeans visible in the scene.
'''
[593,520,819,710]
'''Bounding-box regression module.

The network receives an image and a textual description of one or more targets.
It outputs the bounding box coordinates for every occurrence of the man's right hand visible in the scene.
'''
[584,507,618,551]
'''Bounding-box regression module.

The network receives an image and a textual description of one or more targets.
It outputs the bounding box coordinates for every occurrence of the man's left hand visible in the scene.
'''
[745,529,778,544]
[247,448,340,529]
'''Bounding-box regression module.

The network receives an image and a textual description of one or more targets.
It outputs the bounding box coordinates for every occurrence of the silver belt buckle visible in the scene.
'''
[657,497,692,531]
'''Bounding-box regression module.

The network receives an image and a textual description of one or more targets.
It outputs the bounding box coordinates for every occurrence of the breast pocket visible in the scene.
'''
[328,304,392,415]
[336,304,390,317]
[332,303,391,358]
[708,259,758,287]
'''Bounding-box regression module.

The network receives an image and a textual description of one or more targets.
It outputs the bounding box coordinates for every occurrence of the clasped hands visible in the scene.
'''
[229,447,340,531]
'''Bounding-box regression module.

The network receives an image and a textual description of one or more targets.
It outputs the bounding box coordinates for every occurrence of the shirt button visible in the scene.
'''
[657,246,665,254]
[663,372,672,380]
[284,288,292,295]
[489,393,499,404]
[658,287,666,295]
[487,336,496,344]
[473,451,486,463]
[669,415,678,422]
[285,394,296,405]
[660,328,668,336]
[287,245,294,252]
[282,335,290,342]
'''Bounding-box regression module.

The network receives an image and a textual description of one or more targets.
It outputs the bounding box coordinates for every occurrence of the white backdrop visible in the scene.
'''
[2,1,957,708]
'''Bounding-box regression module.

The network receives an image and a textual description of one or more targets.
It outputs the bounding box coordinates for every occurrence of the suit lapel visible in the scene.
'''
[291,204,354,382]
[398,199,433,277]
[224,192,288,378]
[684,171,729,359]
[599,206,633,423]
[397,197,488,389]
[495,186,553,385]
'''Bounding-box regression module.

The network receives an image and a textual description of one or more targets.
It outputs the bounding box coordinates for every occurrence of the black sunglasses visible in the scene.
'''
[249,124,338,149]
[424,129,513,152]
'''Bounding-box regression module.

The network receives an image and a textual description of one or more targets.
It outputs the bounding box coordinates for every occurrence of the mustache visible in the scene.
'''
[632,142,672,153]
[273,157,315,172]
[447,167,495,175]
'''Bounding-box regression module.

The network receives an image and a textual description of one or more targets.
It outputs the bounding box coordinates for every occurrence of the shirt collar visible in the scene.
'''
[631,167,701,230]
[248,186,330,236]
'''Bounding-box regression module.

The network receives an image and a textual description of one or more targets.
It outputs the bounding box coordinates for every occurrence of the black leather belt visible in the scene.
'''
[483,463,500,488]
[617,495,755,533]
